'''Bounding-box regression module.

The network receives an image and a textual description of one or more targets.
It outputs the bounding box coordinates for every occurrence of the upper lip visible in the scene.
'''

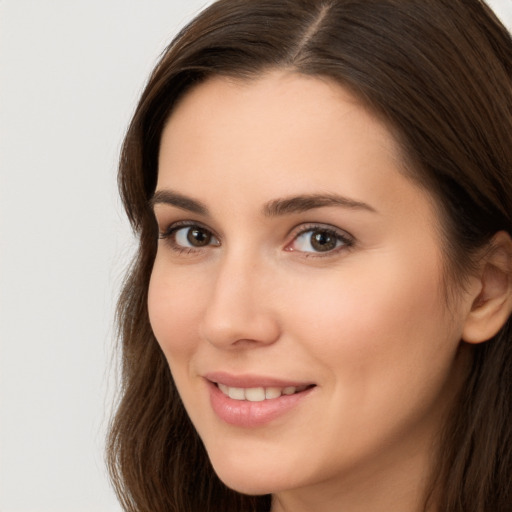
[203,371,315,388]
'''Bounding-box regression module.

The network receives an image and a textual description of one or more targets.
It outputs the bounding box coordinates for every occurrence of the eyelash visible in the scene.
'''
[159,220,220,255]
[158,221,354,258]
[287,223,354,257]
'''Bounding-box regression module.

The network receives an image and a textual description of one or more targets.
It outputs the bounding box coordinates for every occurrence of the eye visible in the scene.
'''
[159,223,220,251]
[287,225,353,255]
[175,226,213,247]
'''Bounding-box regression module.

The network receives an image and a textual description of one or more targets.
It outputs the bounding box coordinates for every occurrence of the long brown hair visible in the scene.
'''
[107,1,512,511]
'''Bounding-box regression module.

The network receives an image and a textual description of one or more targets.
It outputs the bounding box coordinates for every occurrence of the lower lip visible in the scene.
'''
[207,381,315,427]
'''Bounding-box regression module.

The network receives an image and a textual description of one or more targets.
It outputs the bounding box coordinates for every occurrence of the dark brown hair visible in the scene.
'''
[107,1,512,511]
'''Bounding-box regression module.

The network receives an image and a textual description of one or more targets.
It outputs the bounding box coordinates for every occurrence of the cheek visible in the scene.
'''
[147,259,207,358]
[274,250,464,469]
[284,249,456,395]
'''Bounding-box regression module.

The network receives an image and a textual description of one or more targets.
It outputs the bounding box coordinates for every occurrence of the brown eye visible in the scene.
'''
[163,225,219,249]
[289,225,352,255]
[310,230,337,252]
[186,227,212,247]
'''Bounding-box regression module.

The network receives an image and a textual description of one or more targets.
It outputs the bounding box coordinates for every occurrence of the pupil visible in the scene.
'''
[311,231,336,252]
[187,228,211,247]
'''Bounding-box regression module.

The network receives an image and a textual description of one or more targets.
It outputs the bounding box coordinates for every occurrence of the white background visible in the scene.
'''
[1,1,511,511]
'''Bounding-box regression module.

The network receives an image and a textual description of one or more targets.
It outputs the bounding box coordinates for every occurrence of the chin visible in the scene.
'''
[217,474,274,496]
[208,451,292,496]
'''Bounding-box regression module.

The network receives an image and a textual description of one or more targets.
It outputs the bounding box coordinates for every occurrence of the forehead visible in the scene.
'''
[157,71,436,226]
[160,72,397,175]
[162,71,389,148]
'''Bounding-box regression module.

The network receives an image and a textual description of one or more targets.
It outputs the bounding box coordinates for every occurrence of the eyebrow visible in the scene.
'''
[263,193,376,216]
[150,190,376,216]
[150,190,209,215]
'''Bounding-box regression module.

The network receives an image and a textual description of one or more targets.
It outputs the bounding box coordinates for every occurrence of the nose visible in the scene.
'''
[199,252,281,349]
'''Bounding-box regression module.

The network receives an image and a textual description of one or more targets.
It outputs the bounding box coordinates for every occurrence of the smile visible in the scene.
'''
[205,374,316,427]
[217,383,312,401]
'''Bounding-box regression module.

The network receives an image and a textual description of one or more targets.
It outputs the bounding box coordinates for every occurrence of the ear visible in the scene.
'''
[462,231,512,344]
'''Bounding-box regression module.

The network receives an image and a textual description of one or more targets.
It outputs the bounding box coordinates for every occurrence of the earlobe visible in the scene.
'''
[462,231,512,344]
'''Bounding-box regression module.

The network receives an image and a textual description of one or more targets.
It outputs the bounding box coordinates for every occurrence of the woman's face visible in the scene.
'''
[149,72,472,503]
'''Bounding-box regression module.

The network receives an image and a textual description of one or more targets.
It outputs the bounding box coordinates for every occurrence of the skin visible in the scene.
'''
[148,71,477,512]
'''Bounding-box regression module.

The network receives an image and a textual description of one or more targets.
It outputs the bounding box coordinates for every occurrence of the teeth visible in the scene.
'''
[218,383,229,395]
[245,387,266,402]
[217,384,307,401]
[265,387,282,399]
[228,387,245,400]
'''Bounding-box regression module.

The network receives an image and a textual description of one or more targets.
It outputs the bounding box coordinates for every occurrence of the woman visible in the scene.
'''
[107,1,512,511]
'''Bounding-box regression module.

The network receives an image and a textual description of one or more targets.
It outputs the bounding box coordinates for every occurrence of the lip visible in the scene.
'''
[204,372,316,427]
[204,371,314,388]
